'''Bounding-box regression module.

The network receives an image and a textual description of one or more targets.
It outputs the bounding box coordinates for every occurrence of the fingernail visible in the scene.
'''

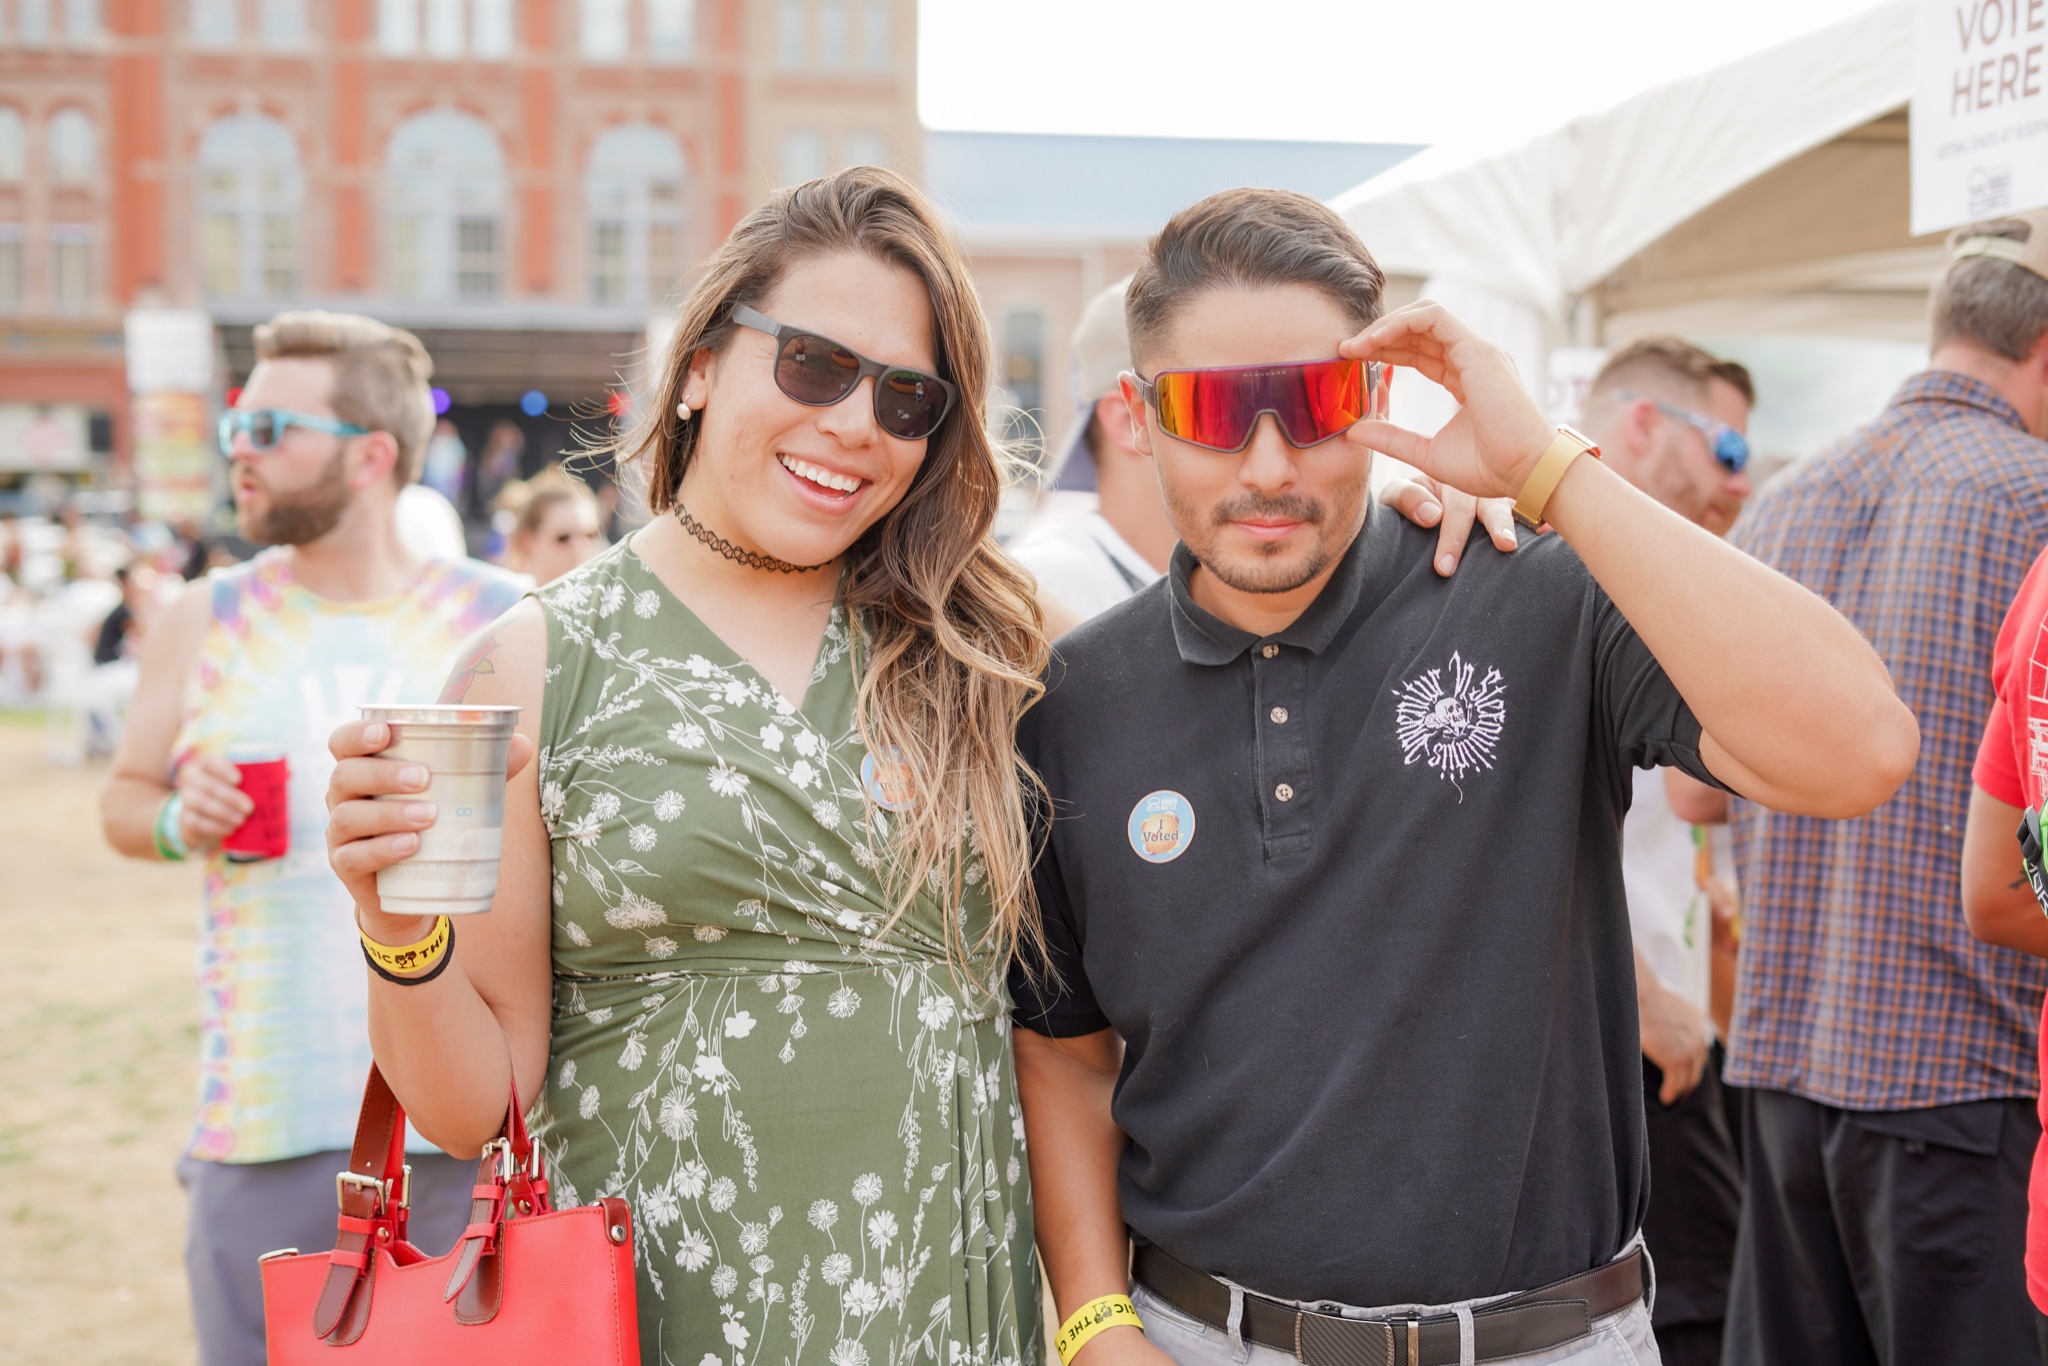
[405,802,437,824]
[366,722,388,746]
[395,832,419,854]
[399,765,428,790]
[1418,501,1441,523]
[1437,554,1456,574]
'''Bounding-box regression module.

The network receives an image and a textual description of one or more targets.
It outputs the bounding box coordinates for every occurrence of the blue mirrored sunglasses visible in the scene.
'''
[217,408,373,457]
[1649,400,1750,474]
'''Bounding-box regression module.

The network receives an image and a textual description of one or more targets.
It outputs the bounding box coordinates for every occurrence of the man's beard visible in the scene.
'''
[1168,487,1343,595]
[239,448,352,546]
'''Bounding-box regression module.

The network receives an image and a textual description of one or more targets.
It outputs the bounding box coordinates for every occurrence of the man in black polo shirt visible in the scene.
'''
[1011,189,1917,1366]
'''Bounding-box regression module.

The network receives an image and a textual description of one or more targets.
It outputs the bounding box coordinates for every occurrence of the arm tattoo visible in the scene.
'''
[440,631,500,703]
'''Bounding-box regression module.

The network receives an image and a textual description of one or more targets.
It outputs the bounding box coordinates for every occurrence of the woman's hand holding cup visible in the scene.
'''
[326,718,533,941]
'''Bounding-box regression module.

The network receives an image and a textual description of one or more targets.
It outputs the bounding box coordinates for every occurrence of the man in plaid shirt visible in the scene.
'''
[1725,210,2048,1362]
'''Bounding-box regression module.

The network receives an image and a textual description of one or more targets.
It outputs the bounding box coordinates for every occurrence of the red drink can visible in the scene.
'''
[223,746,290,863]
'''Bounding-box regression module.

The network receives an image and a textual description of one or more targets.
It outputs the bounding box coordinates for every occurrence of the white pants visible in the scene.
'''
[1131,1278,1661,1366]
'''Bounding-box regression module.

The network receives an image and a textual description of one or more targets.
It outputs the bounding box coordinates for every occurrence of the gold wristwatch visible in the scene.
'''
[1511,424,1602,529]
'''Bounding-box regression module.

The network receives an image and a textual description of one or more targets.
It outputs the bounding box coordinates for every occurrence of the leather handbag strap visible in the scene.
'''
[443,1077,549,1322]
[311,1066,409,1344]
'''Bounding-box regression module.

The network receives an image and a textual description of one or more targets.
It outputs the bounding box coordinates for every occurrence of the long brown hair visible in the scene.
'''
[622,165,1047,982]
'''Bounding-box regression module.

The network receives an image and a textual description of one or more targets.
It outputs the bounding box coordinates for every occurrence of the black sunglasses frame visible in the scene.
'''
[729,304,958,440]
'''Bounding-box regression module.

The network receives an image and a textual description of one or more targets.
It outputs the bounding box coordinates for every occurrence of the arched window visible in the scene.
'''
[384,110,505,302]
[190,0,237,44]
[647,0,693,62]
[63,0,98,42]
[197,113,302,299]
[586,123,686,307]
[0,109,24,184]
[580,0,627,60]
[48,108,94,184]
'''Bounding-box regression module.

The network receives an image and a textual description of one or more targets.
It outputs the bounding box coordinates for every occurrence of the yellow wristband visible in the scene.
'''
[359,915,452,976]
[1055,1295,1143,1366]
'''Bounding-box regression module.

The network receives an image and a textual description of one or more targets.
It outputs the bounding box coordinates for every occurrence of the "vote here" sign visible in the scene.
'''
[1912,0,2048,233]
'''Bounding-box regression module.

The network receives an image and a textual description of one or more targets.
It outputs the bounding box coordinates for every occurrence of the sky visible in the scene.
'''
[919,0,1890,151]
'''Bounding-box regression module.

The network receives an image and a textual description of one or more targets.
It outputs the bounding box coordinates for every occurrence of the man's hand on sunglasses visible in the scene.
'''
[1340,302,1556,503]
[1376,473,1520,577]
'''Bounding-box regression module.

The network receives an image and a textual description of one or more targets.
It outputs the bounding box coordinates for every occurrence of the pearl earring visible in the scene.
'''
[676,401,694,422]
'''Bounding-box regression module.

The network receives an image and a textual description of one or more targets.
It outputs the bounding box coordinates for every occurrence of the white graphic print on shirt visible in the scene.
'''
[1393,650,1506,798]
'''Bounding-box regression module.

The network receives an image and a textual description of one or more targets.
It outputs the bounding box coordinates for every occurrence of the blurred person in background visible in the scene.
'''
[1009,278,1176,616]
[172,513,214,583]
[1576,336,1755,1366]
[1012,277,1516,626]
[1723,211,2048,1364]
[97,311,525,1366]
[84,558,164,756]
[473,417,527,515]
[420,416,468,501]
[93,559,161,666]
[394,479,469,561]
[491,463,606,585]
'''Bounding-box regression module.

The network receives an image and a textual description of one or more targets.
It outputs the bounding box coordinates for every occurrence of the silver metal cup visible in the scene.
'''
[359,704,520,916]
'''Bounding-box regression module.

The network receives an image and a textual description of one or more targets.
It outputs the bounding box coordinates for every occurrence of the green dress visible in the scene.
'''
[530,539,1040,1366]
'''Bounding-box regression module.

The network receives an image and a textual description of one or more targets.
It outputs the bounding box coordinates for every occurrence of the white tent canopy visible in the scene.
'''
[1332,1,1936,346]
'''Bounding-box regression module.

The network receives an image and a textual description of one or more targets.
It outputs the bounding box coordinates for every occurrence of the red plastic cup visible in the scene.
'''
[223,747,290,864]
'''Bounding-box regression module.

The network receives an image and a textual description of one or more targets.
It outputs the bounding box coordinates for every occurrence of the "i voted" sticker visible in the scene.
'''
[1127,790,1195,863]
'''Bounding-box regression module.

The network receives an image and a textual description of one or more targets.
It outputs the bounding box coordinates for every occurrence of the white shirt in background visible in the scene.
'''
[1623,766,1716,1026]
[1008,509,1162,622]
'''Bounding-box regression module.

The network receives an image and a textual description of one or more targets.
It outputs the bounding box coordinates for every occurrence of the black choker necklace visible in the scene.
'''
[674,504,833,574]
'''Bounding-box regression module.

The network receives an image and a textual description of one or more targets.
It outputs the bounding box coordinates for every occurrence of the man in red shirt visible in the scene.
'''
[1958,214,2048,1355]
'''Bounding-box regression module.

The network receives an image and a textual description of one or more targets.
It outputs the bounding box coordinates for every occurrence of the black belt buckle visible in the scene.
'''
[1294,1306,1396,1366]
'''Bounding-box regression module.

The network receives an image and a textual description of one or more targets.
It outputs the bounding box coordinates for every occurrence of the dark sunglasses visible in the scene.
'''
[217,408,372,457]
[1630,395,1751,474]
[730,304,957,441]
[1128,357,1390,453]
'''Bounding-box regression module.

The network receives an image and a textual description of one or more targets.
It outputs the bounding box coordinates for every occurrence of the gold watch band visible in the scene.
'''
[1512,425,1601,528]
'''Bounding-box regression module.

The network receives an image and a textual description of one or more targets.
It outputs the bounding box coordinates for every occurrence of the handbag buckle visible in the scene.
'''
[481,1137,517,1184]
[336,1170,390,1213]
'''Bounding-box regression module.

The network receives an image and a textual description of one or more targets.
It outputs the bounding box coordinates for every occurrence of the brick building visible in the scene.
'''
[0,0,919,510]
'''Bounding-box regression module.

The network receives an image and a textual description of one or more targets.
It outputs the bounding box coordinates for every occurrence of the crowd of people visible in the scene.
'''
[66,160,2048,1366]
[0,436,610,764]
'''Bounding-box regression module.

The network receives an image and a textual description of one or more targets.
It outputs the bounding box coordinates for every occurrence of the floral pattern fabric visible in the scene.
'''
[531,540,1039,1366]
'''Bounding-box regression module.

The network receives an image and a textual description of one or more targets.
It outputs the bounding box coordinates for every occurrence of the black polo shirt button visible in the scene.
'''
[1269,706,1289,724]
[1260,643,1279,659]
[1275,782,1295,802]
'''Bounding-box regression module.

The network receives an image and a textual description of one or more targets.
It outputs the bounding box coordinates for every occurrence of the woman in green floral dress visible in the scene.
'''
[326,167,1049,1366]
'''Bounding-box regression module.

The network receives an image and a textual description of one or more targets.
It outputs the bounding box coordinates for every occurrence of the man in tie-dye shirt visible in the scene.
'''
[101,312,523,1366]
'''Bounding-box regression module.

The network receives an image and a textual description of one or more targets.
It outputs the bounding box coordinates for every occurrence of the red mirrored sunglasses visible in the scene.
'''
[1129,357,1390,453]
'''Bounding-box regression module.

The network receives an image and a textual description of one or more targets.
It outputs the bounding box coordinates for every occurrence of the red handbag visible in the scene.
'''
[259,1066,641,1365]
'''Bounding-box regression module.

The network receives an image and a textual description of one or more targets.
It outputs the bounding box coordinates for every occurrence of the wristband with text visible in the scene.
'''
[1055,1294,1143,1366]
[154,793,191,862]
[359,913,453,980]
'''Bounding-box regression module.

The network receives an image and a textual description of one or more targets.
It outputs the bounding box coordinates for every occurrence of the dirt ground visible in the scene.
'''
[0,717,201,1365]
